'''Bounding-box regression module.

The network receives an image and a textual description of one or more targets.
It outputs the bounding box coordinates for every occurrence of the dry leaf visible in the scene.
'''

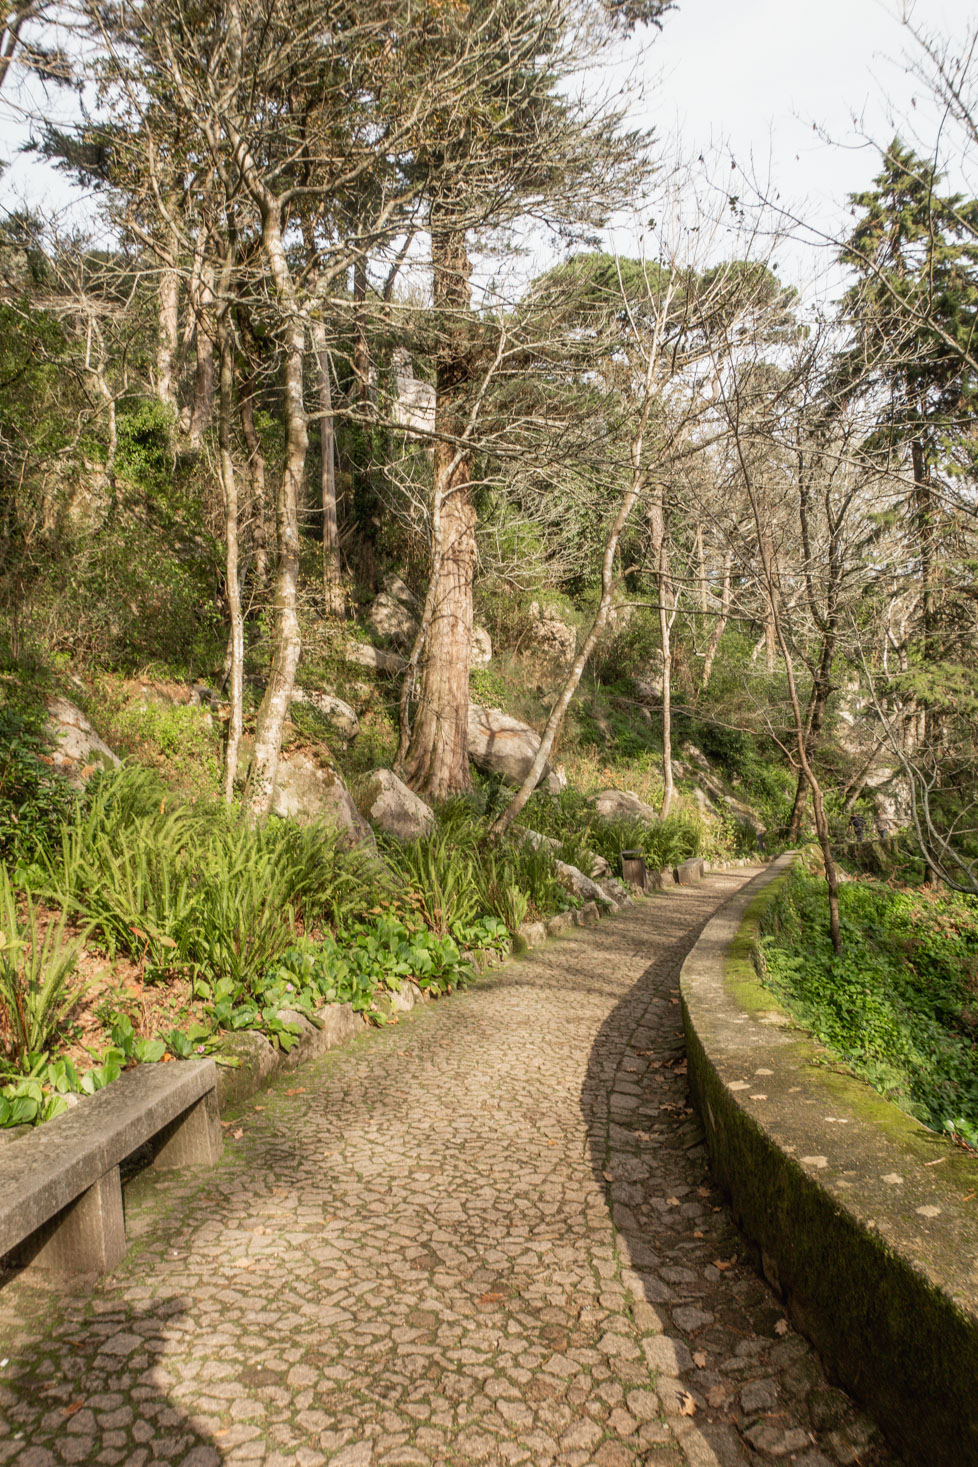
[712,1258,734,1271]
[692,1350,707,1368]
[284,1087,306,1095]
[676,1390,697,1416]
[232,1128,244,1140]
[63,1402,85,1416]
[667,1196,681,1207]
[774,1318,790,1336]
[707,1384,732,1408]
[602,1170,615,1182]
[547,1140,558,1148]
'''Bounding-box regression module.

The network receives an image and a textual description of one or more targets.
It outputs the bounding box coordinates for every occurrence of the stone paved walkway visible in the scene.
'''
[0,870,897,1467]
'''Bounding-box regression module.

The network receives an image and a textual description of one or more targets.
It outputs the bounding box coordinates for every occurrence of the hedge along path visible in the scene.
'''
[0,870,895,1467]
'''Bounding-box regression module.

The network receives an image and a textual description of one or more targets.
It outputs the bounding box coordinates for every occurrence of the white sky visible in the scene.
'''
[1,0,975,302]
[622,0,975,294]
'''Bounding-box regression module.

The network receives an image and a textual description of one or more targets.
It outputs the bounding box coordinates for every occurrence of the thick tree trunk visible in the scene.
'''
[217,322,244,805]
[402,228,475,802]
[243,206,307,818]
[311,320,345,617]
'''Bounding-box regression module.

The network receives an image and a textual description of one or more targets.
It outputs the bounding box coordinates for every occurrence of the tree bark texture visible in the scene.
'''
[402,228,476,802]
[217,321,244,805]
[311,319,345,617]
[243,199,306,817]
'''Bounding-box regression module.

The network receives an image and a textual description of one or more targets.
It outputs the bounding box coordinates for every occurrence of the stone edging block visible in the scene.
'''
[680,854,978,1467]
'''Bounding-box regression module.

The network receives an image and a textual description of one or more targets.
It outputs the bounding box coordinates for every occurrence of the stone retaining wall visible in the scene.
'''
[680,854,978,1467]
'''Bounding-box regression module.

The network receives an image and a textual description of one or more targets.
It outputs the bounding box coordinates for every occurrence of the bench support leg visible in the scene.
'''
[21,1166,127,1278]
[152,1089,223,1169]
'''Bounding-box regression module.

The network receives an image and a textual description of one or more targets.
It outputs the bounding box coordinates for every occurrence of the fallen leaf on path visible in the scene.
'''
[284,1087,306,1095]
[232,1128,244,1140]
[666,1196,681,1207]
[602,1170,615,1182]
[712,1258,736,1271]
[774,1318,790,1336]
[676,1390,697,1416]
[706,1384,732,1408]
[692,1351,707,1368]
[62,1402,84,1416]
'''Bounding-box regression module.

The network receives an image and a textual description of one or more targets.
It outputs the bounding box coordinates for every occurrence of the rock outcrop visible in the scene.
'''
[291,687,360,741]
[467,705,551,786]
[591,788,658,824]
[271,752,374,846]
[44,697,120,787]
[526,601,577,673]
[361,768,435,841]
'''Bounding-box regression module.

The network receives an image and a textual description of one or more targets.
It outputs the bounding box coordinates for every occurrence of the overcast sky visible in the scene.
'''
[624,0,975,293]
[0,0,974,301]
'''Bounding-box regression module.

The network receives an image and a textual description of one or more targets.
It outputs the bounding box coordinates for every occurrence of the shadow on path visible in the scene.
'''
[580,874,896,1467]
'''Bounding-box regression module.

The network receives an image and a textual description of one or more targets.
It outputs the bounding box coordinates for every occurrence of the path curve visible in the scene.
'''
[0,870,896,1467]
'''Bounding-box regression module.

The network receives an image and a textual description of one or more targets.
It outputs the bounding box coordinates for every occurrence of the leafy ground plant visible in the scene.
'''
[0,867,86,1072]
[759,864,978,1149]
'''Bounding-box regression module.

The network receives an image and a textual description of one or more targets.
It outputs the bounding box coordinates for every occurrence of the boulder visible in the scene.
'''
[340,639,406,675]
[383,573,419,611]
[271,751,375,847]
[472,625,493,667]
[591,788,658,825]
[367,590,418,649]
[632,675,663,704]
[526,601,577,673]
[44,696,120,788]
[555,860,608,905]
[467,704,551,786]
[291,687,360,741]
[362,768,435,842]
[545,765,568,795]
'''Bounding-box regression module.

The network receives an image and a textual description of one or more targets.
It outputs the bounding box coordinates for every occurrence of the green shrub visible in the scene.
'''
[759,868,978,1148]
[0,706,76,862]
[0,867,86,1074]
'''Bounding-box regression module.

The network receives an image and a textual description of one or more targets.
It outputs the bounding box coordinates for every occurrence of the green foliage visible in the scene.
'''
[114,399,175,491]
[0,867,85,1073]
[31,764,389,994]
[267,913,496,1013]
[0,704,76,861]
[759,868,978,1147]
[523,785,704,876]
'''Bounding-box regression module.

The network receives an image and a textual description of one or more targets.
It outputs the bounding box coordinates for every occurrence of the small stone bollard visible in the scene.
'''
[621,849,647,890]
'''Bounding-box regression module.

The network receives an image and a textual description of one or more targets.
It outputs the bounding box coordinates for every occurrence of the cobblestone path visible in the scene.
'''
[0,870,896,1467]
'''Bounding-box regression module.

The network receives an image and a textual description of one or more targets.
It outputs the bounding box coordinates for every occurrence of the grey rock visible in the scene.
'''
[361,768,435,841]
[471,625,493,667]
[44,696,120,788]
[291,688,360,741]
[526,601,576,672]
[340,639,406,675]
[591,788,658,824]
[467,705,551,786]
[555,861,607,904]
[272,752,375,847]
[367,590,418,650]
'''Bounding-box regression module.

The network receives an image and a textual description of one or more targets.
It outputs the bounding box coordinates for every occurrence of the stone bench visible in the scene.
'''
[674,857,706,885]
[0,1058,222,1280]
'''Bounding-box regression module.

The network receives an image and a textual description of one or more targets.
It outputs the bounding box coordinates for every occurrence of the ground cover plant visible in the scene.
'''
[758,862,978,1149]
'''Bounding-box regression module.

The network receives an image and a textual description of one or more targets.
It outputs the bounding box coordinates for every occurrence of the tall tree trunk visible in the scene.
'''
[701,547,732,689]
[186,266,215,450]
[243,202,307,818]
[402,228,475,801]
[156,264,179,413]
[237,353,268,591]
[649,486,674,818]
[311,320,345,617]
[217,320,244,805]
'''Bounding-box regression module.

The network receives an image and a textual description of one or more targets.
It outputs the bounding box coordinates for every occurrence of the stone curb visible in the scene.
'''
[680,854,978,1467]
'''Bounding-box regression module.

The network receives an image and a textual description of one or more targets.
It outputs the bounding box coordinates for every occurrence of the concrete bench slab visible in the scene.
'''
[674,857,706,885]
[0,1058,221,1279]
